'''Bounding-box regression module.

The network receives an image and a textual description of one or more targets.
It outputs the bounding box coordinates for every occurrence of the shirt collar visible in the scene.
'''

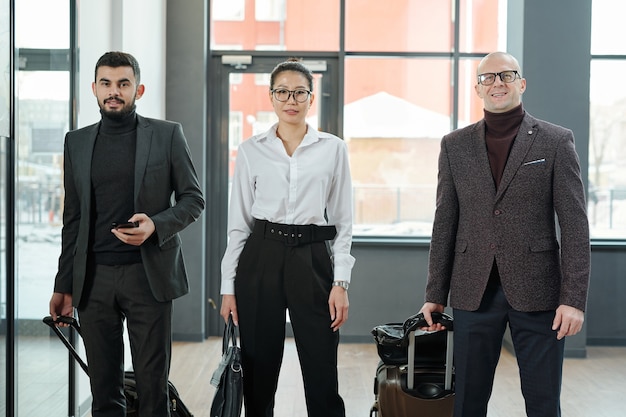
[256,123,322,147]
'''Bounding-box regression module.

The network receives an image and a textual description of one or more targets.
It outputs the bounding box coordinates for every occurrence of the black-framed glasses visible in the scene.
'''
[271,88,311,103]
[477,70,520,86]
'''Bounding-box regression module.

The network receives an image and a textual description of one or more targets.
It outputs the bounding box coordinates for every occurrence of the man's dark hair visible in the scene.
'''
[94,51,141,84]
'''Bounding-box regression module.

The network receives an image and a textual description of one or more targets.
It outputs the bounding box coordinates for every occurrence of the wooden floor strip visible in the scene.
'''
[169,338,626,417]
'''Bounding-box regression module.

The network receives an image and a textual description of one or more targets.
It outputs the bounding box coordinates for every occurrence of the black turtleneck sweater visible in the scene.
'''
[484,104,525,189]
[90,109,142,265]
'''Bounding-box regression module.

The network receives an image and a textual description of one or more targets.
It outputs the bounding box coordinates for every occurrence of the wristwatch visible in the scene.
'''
[332,281,349,290]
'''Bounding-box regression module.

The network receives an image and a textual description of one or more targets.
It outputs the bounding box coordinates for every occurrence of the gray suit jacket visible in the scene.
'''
[54,115,205,306]
[426,112,590,312]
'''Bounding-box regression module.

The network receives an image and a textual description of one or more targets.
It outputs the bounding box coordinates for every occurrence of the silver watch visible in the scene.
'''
[332,281,349,290]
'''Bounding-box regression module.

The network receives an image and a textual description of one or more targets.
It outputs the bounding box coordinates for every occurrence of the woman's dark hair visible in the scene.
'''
[95,51,141,84]
[270,58,313,91]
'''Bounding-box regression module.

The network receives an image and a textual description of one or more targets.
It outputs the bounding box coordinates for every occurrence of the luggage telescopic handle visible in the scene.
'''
[43,315,89,375]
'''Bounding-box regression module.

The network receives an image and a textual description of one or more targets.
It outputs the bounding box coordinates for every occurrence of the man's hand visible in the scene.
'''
[111,213,155,246]
[418,302,446,331]
[49,292,73,327]
[553,305,584,340]
[329,286,349,332]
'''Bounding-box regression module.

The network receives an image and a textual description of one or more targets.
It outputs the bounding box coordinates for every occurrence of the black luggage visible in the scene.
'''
[43,315,194,417]
[370,312,454,417]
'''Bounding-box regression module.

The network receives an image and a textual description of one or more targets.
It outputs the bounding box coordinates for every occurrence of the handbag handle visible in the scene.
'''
[402,312,454,335]
[222,315,239,354]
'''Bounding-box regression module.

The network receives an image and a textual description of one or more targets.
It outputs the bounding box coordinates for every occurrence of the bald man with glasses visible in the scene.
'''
[419,51,590,417]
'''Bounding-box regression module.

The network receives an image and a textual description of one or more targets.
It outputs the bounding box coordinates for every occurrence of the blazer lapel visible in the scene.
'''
[134,115,153,201]
[74,124,99,194]
[495,114,538,201]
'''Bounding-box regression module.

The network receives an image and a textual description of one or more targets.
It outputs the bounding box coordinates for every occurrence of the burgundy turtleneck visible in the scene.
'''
[484,104,525,188]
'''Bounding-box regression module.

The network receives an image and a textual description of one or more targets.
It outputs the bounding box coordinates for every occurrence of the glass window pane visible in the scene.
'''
[15,0,69,48]
[0,3,7,411]
[15,1,71,416]
[591,0,626,55]
[345,58,452,236]
[213,0,245,20]
[588,60,626,238]
[256,0,282,21]
[457,58,484,127]
[345,0,452,52]
[212,0,340,51]
[0,3,8,138]
[458,0,505,53]
[17,69,68,417]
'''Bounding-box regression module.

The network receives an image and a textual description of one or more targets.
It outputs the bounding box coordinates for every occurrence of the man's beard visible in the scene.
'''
[99,97,136,120]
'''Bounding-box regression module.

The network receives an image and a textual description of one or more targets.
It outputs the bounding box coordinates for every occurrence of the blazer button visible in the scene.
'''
[490,243,496,250]
[494,209,502,216]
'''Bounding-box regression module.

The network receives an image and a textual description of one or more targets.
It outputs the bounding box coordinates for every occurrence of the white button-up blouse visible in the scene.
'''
[220,123,355,294]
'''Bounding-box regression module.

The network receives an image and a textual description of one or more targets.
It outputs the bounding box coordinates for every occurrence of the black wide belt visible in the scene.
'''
[253,219,337,247]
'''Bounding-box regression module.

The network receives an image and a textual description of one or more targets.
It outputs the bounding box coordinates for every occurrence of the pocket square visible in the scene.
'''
[523,158,546,166]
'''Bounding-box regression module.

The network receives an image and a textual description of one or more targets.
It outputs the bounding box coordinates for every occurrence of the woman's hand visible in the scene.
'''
[220,294,238,325]
[329,286,349,332]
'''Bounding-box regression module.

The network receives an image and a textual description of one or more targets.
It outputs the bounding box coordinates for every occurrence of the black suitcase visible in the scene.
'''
[370,312,454,417]
[43,315,194,417]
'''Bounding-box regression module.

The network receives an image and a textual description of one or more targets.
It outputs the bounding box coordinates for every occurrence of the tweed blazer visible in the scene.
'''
[425,112,590,312]
[53,115,205,306]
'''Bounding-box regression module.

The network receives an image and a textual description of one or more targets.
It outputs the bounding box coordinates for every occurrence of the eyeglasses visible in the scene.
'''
[271,88,311,103]
[477,70,520,86]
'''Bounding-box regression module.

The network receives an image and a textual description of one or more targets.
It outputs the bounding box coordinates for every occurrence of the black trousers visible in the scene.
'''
[453,283,565,417]
[234,229,345,417]
[78,263,173,417]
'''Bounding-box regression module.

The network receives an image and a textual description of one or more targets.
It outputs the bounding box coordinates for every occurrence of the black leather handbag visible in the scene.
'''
[210,316,243,417]
[371,312,454,365]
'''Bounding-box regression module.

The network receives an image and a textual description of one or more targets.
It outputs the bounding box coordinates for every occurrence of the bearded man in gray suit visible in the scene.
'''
[49,51,204,416]
[420,52,590,417]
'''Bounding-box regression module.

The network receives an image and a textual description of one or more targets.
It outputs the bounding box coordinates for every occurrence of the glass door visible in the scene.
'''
[14,1,72,416]
[1,0,10,413]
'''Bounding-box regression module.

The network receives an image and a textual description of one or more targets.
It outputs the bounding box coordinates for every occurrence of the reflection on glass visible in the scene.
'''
[344,58,456,236]
[588,60,626,238]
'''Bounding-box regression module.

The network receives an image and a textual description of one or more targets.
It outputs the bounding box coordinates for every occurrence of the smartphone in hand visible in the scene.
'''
[112,221,139,229]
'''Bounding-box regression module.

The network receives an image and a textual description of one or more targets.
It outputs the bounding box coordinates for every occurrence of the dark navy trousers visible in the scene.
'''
[453,283,565,417]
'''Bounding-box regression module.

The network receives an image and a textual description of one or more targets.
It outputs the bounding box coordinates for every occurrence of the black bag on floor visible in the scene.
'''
[210,315,243,417]
[43,315,194,417]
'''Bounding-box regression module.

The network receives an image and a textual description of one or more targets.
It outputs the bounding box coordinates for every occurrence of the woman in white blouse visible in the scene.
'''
[219,58,355,417]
